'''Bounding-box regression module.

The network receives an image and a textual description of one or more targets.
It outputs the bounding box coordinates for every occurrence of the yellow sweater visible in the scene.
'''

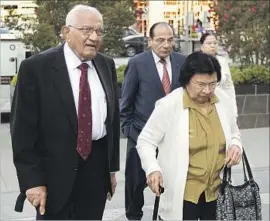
[183,90,226,204]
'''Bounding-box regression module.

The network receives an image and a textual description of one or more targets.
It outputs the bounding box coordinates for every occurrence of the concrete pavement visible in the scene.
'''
[0,123,269,220]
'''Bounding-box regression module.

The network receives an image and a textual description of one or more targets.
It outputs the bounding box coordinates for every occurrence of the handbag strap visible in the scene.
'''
[242,152,248,182]
[221,164,231,189]
[242,149,254,181]
[223,149,254,182]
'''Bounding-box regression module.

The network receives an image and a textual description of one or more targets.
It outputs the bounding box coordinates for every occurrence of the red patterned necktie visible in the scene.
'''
[160,59,171,95]
[77,63,92,160]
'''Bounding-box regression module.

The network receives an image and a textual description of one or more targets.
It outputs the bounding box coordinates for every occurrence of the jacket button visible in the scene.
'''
[73,166,78,171]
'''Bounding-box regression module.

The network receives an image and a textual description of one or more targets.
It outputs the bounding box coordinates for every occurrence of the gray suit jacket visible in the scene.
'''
[120,50,185,142]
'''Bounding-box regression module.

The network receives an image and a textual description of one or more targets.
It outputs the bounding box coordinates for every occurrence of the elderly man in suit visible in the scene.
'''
[120,22,186,220]
[10,5,119,220]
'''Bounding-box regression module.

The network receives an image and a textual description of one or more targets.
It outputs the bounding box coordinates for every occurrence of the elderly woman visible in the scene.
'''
[136,52,242,220]
[200,33,238,117]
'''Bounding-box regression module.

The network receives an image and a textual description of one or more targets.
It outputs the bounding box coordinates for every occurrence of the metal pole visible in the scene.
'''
[15,58,18,73]
[185,0,194,54]
[185,1,189,41]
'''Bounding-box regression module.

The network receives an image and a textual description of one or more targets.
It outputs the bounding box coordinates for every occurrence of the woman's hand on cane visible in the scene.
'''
[147,171,163,196]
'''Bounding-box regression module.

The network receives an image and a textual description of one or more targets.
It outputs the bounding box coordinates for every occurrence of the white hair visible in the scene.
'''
[65,5,103,26]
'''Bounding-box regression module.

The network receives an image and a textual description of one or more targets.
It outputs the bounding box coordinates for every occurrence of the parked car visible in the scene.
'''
[123,35,147,57]
[122,27,141,38]
[122,34,182,57]
[173,37,182,52]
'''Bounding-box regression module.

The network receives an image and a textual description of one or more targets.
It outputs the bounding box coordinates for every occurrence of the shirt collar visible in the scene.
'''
[64,43,93,71]
[151,50,170,65]
[183,89,194,109]
[183,89,219,109]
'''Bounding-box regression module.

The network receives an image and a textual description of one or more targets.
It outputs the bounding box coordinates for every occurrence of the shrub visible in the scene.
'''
[116,65,126,84]
[230,65,270,84]
[191,31,199,39]
[11,74,18,87]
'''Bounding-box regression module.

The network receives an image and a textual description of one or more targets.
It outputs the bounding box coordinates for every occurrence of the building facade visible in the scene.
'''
[134,0,217,38]
[0,1,37,28]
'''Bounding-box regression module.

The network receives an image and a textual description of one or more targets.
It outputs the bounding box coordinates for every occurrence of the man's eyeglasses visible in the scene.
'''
[68,25,105,37]
[191,80,219,90]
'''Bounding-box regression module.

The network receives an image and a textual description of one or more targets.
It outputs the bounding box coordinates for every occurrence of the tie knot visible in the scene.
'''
[160,58,166,65]
[79,63,88,72]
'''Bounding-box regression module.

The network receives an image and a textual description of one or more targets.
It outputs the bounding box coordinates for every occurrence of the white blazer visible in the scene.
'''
[136,87,242,220]
[216,55,238,117]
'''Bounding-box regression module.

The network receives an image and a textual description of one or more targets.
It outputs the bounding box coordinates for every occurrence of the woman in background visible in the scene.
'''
[200,32,238,116]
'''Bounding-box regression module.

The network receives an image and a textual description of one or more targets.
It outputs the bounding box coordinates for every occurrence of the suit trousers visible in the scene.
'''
[36,136,110,220]
[125,138,146,220]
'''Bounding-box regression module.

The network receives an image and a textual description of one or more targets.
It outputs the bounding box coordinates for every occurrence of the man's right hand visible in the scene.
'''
[26,186,47,215]
[147,171,163,196]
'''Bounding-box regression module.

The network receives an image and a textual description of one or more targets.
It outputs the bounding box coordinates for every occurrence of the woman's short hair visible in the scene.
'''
[179,51,221,87]
[200,32,217,44]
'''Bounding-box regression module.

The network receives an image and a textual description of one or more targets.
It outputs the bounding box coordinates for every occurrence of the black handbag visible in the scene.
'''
[216,149,262,220]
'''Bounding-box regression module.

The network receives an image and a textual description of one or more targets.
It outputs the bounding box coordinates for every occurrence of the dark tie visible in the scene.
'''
[77,63,92,160]
[160,59,171,95]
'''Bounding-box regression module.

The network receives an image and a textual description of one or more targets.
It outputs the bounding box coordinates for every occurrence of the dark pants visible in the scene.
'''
[36,137,110,220]
[183,192,217,220]
[125,138,146,220]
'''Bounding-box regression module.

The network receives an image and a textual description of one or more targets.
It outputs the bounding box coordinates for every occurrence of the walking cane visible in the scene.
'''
[152,186,164,220]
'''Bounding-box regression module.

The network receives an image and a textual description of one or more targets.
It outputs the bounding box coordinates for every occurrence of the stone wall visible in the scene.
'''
[235,84,269,129]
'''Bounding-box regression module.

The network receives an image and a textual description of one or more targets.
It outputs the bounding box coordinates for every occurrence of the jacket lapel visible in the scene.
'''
[170,53,181,91]
[92,54,113,124]
[145,51,165,96]
[51,45,78,134]
[216,99,230,150]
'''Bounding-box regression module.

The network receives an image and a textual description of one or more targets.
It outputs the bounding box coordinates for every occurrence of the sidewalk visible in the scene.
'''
[0,124,269,220]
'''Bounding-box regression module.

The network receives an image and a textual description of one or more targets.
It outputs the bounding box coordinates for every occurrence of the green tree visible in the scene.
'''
[5,0,135,55]
[101,1,136,56]
[23,23,59,52]
[214,0,269,66]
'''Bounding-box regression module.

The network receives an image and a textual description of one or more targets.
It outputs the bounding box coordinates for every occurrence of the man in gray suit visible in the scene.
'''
[120,22,186,220]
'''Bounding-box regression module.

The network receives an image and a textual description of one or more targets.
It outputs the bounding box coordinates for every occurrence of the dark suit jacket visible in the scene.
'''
[10,44,120,213]
[120,50,185,142]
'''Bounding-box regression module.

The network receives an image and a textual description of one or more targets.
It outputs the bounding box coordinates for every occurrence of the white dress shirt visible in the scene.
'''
[152,51,172,83]
[63,43,107,140]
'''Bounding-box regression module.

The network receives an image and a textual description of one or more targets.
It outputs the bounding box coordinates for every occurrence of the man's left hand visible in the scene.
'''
[225,145,242,167]
[107,173,117,201]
